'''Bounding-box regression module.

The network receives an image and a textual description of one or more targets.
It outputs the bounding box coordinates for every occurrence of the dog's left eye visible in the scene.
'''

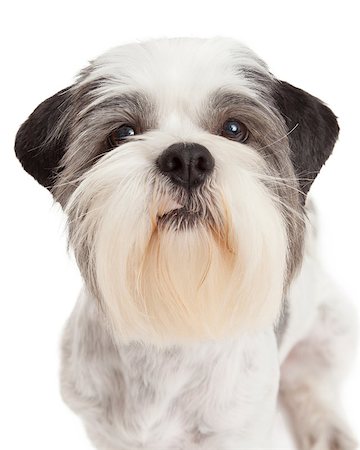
[222,120,249,143]
[108,125,136,147]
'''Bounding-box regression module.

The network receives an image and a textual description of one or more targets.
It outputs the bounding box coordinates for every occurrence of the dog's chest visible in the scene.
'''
[103,333,279,447]
[62,295,279,448]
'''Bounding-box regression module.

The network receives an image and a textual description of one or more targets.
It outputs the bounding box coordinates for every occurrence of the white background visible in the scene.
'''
[1,0,359,448]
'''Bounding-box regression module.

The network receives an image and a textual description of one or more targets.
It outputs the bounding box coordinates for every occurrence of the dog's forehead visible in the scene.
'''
[81,38,269,109]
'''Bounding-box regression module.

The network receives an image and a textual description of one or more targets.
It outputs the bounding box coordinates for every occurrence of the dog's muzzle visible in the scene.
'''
[156,142,215,229]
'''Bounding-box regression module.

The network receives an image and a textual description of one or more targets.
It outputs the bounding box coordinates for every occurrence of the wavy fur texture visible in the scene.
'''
[15,38,355,450]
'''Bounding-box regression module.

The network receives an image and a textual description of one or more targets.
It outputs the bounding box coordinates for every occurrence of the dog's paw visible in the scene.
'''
[299,423,357,450]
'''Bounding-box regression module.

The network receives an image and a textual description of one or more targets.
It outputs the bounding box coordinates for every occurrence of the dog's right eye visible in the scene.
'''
[108,125,136,147]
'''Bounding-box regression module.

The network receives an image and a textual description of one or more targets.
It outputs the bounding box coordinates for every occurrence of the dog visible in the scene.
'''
[15,37,357,450]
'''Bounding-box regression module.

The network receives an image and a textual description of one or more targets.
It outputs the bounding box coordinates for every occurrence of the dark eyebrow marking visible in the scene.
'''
[77,89,155,122]
[208,88,266,113]
[204,88,275,135]
[66,79,158,136]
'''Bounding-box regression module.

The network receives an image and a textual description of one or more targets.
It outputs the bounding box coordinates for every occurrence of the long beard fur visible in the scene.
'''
[64,138,288,345]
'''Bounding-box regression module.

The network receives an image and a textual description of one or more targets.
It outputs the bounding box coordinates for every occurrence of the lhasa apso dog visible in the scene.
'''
[15,38,357,450]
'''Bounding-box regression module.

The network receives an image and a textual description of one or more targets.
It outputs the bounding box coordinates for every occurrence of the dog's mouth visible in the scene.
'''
[157,207,201,229]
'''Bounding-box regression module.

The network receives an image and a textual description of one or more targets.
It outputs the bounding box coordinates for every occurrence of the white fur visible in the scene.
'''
[66,131,287,344]
[80,38,268,105]
[61,222,357,449]
[57,38,356,450]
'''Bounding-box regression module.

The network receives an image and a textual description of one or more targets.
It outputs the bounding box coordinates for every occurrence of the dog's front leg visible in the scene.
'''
[185,330,280,450]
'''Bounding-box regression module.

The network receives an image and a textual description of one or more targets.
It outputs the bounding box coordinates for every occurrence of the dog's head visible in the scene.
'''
[15,38,339,344]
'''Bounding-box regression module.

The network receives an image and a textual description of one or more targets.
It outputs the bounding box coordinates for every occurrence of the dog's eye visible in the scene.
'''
[222,120,249,143]
[108,125,136,147]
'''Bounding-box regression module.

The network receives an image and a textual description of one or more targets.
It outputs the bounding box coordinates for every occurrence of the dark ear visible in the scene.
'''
[15,87,71,190]
[273,81,339,195]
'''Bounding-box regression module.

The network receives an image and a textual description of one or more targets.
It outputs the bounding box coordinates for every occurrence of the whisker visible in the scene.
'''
[269,194,305,225]
[257,123,299,151]
[252,172,304,196]
[53,152,113,189]
[65,204,107,226]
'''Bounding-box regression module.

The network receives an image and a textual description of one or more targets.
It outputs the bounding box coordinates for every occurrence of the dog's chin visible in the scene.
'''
[157,207,202,230]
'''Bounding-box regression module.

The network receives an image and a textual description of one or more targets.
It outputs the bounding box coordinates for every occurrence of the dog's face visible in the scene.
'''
[15,38,339,344]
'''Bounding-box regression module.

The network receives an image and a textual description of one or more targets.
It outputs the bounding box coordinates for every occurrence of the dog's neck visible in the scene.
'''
[64,286,277,380]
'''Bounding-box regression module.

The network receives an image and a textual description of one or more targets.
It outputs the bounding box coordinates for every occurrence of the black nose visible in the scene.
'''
[157,143,215,189]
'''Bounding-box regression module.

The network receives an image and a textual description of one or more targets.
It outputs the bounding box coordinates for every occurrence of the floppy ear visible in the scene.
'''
[15,87,71,190]
[273,81,339,195]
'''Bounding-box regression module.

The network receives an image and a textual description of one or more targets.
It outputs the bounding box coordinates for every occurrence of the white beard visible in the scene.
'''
[65,132,288,344]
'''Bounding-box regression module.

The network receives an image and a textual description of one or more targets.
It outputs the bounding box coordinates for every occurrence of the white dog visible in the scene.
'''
[15,37,357,450]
